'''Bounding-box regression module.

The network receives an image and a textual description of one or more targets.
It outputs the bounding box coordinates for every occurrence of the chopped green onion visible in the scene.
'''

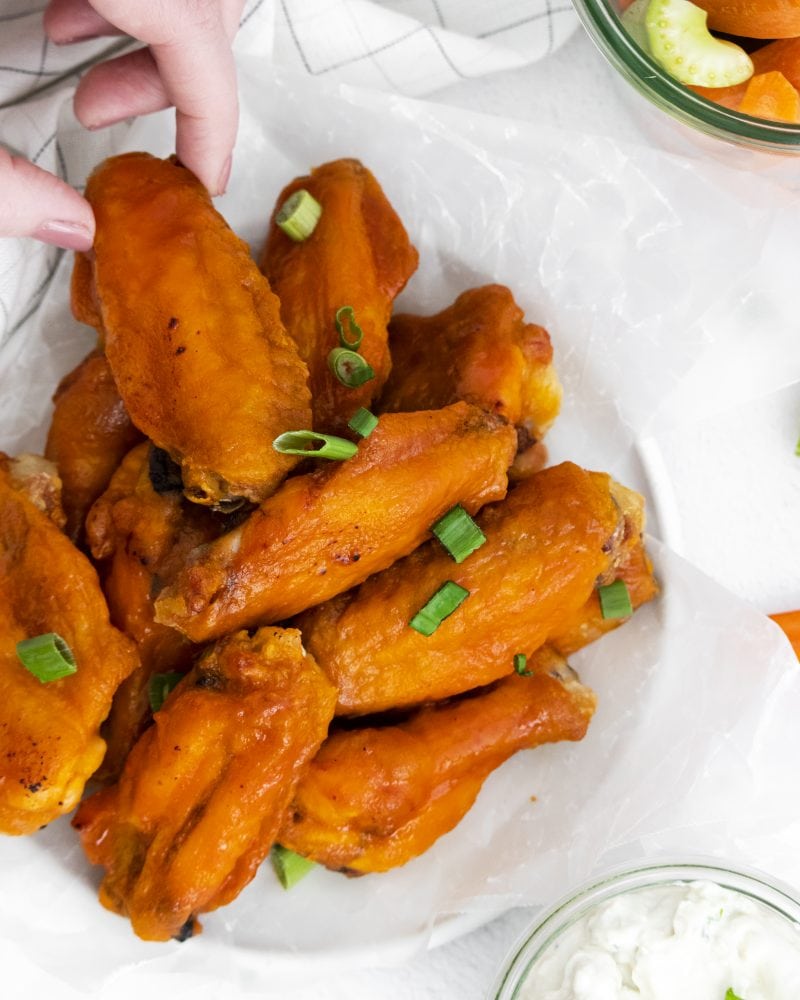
[514,653,532,676]
[410,581,470,636]
[17,632,77,683]
[725,990,744,1000]
[276,189,322,242]
[148,671,184,713]
[598,579,633,620]
[272,430,358,461]
[271,844,315,889]
[328,347,375,388]
[795,433,800,457]
[347,407,379,439]
[335,306,364,350]
[431,504,486,564]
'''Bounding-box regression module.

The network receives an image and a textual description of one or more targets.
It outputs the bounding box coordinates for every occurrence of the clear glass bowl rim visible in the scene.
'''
[490,858,800,999]
[570,0,800,151]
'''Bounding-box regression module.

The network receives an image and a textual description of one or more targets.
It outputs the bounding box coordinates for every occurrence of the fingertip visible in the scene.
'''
[0,150,94,244]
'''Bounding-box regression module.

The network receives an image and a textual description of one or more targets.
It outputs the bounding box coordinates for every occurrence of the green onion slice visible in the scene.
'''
[410,581,470,636]
[431,504,486,564]
[272,430,358,461]
[598,579,633,620]
[328,347,375,388]
[335,306,364,350]
[276,189,322,242]
[347,407,379,439]
[148,671,184,713]
[16,632,77,683]
[795,433,800,457]
[271,844,315,889]
[725,990,744,1000]
[514,653,532,676]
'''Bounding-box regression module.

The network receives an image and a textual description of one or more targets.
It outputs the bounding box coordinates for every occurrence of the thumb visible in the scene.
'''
[0,148,94,250]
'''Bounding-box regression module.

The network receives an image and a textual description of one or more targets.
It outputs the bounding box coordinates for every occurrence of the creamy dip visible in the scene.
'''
[517,880,800,1000]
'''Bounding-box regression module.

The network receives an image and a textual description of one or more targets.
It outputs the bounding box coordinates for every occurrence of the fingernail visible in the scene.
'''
[33,220,93,252]
[216,155,232,196]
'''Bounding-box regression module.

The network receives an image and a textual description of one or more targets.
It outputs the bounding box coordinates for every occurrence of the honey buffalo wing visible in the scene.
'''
[381,285,562,476]
[45,349,142,543]
[298,462,652,715]
[154,404,517,642]
[0,454,138,835]
[86,443,222,779]
[260,158,418,431]
[78,153,312,507]
[73,628,336,941]
[279,648,595,874]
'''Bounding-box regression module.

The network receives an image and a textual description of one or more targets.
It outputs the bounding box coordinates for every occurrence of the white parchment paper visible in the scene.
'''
[1,39,800,998]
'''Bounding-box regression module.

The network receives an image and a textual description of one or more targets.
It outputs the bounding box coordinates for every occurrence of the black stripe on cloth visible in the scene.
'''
[31,131,55,165]
[0,6,46,23]
[0,65,64,77]
[476,6,573,39]
[6,250,64,340]
[240,0,267,30]
[281,1,471,80]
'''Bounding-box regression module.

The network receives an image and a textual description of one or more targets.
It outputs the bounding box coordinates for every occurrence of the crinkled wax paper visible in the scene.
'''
[1,26,800,998]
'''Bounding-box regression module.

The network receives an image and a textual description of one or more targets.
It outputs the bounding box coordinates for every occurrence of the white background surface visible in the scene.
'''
[4,18,800,1000]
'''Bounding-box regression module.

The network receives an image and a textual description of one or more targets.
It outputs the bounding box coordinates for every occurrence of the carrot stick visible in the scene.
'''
[738,71,800,122]
[692,37,800,108]
[693,0,800,39]
[771,610,800,658]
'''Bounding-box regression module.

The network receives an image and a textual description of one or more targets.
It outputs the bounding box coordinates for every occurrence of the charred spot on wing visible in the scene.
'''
[194,671,224,691]
[173,917,196,942]
[338,866,366,878]
[515,424,537,454]
[148,446,183,495]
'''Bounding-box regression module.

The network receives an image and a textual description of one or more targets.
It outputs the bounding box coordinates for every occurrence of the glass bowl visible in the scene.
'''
[570,0,800,153]
[490,859,800,999]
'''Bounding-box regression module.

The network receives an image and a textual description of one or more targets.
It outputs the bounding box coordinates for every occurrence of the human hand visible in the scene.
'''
[0,0,244,251]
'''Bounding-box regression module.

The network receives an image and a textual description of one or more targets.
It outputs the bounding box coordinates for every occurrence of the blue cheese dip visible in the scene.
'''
[517,880,800,1000]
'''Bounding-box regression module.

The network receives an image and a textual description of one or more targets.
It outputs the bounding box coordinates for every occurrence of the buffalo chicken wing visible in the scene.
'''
[279,648,594,874]
[260,158,418,431]
[0,454,138,835]
[73,628,336,941]
[298,462,653,715]
[79,153,312,507]
[155,403,517,642]
[381,285,562,476]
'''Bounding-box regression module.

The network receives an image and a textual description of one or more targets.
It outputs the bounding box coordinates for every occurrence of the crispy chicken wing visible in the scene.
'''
[279,648,594,874]
[260,158,418,431]
[79,152,312,507]
[550,536,658,655]
[381,285,562,477]
[73,628,336,941]
[0,454,138,835]
[6,453,66,527]
[45,349,142,543]
[86,444,222,779]
[154,403,517,642]
[298,462,653,715]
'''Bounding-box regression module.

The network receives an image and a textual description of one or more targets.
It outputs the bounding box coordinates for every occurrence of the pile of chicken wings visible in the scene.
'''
[0,153,657,941]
